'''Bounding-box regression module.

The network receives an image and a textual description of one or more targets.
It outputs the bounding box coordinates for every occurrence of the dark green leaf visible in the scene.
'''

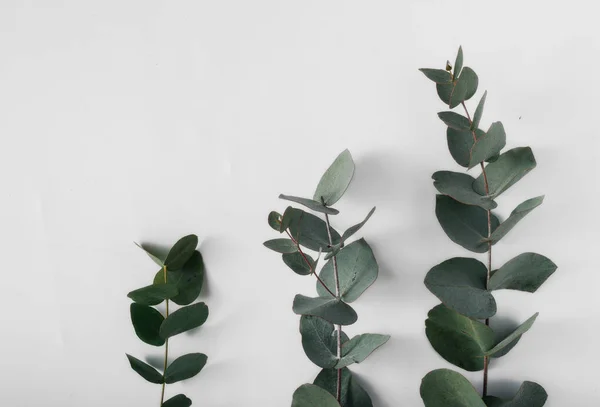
[125,354,163,384]
[472,91,487,130]
[316,239,378,302]
[454,46,464,78]
[425,304,495,371]
[153,251,205,306]
[425,257,496,319]
[435,195,499,253]
[292,384,340,407]
[282,252,313,276]
[490,196,544,243]
[314,367,372,407]
[162,394,192,407]
[438,112,471,131]
[165,235,198,270]
[473,147,537,197]
[293,295,358,326]
[489,252,556,293]
[288,208,341,252]
[433,171,497,210]
[268,211,282,231]
[135,242,165,267]
[164,353,207,384]
[160,302,209,339]
[263,238,298,254]
[486,313,538,357]
[313,149,355,206]
[341,207,376,243]
[336,333,390,369]
[420,368,486,407]
[449,67,478,108]
[436,83,453,105]
[279,194,339,215]
[130,303,165,346]
[469,122,506,169]
[482,381,547,407]
[420,68,453,84]
[447,127,483,168]
[300,316,338,369]
[128,283,179,306]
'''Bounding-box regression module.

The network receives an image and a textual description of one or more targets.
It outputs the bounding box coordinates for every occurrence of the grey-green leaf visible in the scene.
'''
[263,238,298,254]
[490,196,544,243]
[314,367,372,407]
[473,147,537,197]
[130,303,165,346]
[268,211,282,232]
[135,242,165,267]
[425,257,496,319]
[489,252,556,293]
[162,394,192,407]
[420,68,453,84]
[128,283,179,306]
[482,381,547,407]
[454,46,464,78]
[472,91,487,130]
[469,122,506,169]
[282,252,313,276]
[341,207,376,243]
[126,354,163,384]
[279,194,340,215]
[288,208,341,252]
[433,171,497,210]
[316,239,378,303]
[292,295,358,326]
[300,315,338,369]
[164,353,207,384]
[160,302,209,339]
[292,384,340,407]
[486,313,538,356]
[420,368,487,407]
[447,127,483,168]
[335,333,390,369]
[313,149,355,206]
[165,234,198,270]
[438,112,471,131]
[449,67,478,108]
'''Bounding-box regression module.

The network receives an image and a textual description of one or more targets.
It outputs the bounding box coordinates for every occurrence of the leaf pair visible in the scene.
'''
[126,353,207,384]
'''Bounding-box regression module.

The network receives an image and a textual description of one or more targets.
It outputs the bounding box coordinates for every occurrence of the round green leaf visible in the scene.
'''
[293,295,357,326]
[300,316,338,369]
[449,67,478,108]
[469,122,506,169]
[130,303,165,346]
[165,353,207,384]
[127,283,179,306]
[420,369,486,407]
[489,252,556,293]
[447,127,483,168]
[153,251,205,306]
[288,209,341,252]
[433,171,497,210]
[282,252,313,276]
[160,302,209,339]
[268,211,282,231]
[313,149,355,206]
[165,234,198,270]
[482,381,547,407]
[263,238,298,254]
[292,384,340,407]
[314,367,372,407]
[162,394,192,407]
[125,354,163,384]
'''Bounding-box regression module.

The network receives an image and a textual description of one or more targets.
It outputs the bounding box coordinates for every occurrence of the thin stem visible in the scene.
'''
[160,266,170,407]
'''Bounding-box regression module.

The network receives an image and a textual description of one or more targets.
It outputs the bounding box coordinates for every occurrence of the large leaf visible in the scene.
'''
[165,235,198,270]
[425,257,496,319]
[160,302,209,339]
[164,353,207,384]
[263,238,298,254]
[489,253,556,293]
[473,147,537,197]
[485,313,538,357]
[125,354,163,384]
[425,304,495,371]
[134,242,165,266]
[279,194,339,215]
[314,149,355,206]
[282,252,313,276]
[317,239,378,303]
[162,394,192,407]
[314,367,372,407]
[335,333,390,369]
[340,207,376,243]
[435,195,499,253]
[130,303,165,346]
[292,384,340,407]
[433,171,497,210]
[420,68,453,84]
[128,283,178,306]
[288,208,341,252]
[469,122,506,169]
[472,91,487,130]
[438,112,471,130]
[420,369,487,407]
[293,295,358,326]
[300,315,338,368]
[483,381,547,407]
[490,196,544,243]
[447,127,483,168]
[154,251,205,306]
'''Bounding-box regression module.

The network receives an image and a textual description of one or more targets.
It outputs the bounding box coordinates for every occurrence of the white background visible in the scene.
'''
[1,1,597,406]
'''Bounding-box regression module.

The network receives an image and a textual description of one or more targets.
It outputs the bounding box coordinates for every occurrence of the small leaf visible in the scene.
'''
[292,295,358,326]
[486,313,538,357]
[433,171,497,210]
[335,333,390,369]
[425,257,496,319]
[130,303,165,346]
[165,353,207,384]
[282,252,313,276]
[438,112,471,131]
[288,208,341,252]
[482,381,547,407]
[340,206,376,243]
[454,46,464,78]
[490,196,544,243]
[292,384,340,407]
[469,122,506,169]
[128,283,179,306]
[314,367,372,407]
[165,235,198,270]
[162,394,192,407]
[160,302,209,339]
[449,67,478,108]
[279,194,339,215]
[313,149,355,206]
[263,238,298,254]
[300,316,338,369]
[268,211,282,232]
[447,127,484,168]
[126,354,163,384]
[489,252,556,292]
[420,369,487,407]
[473,147,537,197]
[135,242,165,267]
[472,91,487,130]
[420,68,453,84]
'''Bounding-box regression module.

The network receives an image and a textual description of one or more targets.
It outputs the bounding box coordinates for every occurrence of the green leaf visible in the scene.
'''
[469,122,506,169]
[486,313,538,357]
[447,127,484,168]
[165,235,198,270]
[336,333,390,369]
[279,194,339,215]
[268,211,282,231]
[435,195,499,253]
[314,367,372,407]
[420,368,487,407]
[128,283,179,306]
[490,196,544,243]
[135,242,165,267]
[282,252,313,276]
[130,303,165,346]
[263,238,298,254]
[340,207,376,243]
[449,67,478,108]
[162,394,192,407]
[160,302,209,339]
[483,381,547,407]
[438,112,471,131]
[316,239,378,302]
[292,384,340,407]
[153,251,205,306]
[313,149,355,206]
[473,147,537,197]
[425,304,495,372]
[300,315,338,368]
[433,171,497,210]
[288,208,341,252]
[436,83,453,106]
[472,91,487,130]
[164,353,207,384]
[293,295,358,326]
[489,252,556,293]
[425,257,496,319]
[420,68,453,84]
[125,354,163,384]
[454,46,464,78]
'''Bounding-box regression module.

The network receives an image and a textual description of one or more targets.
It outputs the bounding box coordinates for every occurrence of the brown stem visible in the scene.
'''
[160,266,170,406]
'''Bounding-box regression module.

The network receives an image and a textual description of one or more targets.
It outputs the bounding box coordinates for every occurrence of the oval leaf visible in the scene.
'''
[263,238,298,254]
[162,394,192,407]
[490,196,544,243]
[282,252,313,276]
[279,194,339,215]
[489,252,556,293]
[292,384,340,407]
[130,303,165,346]
[153,251,205,306]
[433,171,497,210]
[449,67,478,108]
[313,149,355,206]
[268,211,282,232]
[336,333,390,369]
[292,295,358,326]
[447,127,484,168]
[165,353,207,384]
[420,369,487,407]
[469,122,506,169]
[438,112,471,131]
[165,235,198,270]
[125,354,163,384]
[483,381,547,407]
[160,302,209,339]
[300,315,338,369]
[314,367,372,407]
[127,283,179,306]
[288,208,341,252]
[473,147,537,197]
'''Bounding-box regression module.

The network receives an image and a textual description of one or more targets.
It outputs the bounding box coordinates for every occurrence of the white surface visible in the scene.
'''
[1,1,597,406]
